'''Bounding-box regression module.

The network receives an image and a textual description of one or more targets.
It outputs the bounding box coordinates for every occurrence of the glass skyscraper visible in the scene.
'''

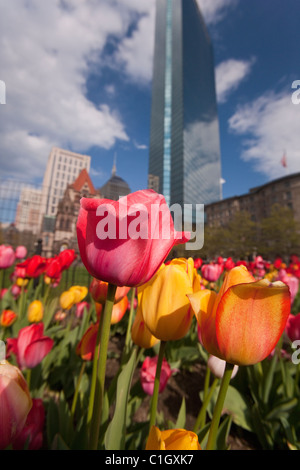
[148,0,222,224]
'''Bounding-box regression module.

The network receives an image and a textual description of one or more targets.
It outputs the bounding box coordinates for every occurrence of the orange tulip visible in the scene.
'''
[0,309,17,327]
[89,278,130,304]
[95,295,129,324]
[146,426,201,450]
[76,322,98,361]
[188,265,291,366]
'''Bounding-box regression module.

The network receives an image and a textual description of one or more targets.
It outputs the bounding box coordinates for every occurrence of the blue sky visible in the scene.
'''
[0,0,300,203]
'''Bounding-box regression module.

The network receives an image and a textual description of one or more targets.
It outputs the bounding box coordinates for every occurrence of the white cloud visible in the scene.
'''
[0,0,239,183]
[196,0,238,25]
[228,90,300,179]
[215,58,255,103]
[0,0,154,181]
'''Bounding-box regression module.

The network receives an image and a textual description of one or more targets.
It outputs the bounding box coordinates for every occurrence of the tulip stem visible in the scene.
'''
[193,377,219,433]
[206,362,234,450]
[71,361,86,421]
[88,282,117,450]
[124,288,136,353]
[149,340,167,431]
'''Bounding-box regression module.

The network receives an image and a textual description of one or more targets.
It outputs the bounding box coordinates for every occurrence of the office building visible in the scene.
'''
[148,0,222,224]
[205,172,300,228]
[15,186,42,234]
[39,147,91,231]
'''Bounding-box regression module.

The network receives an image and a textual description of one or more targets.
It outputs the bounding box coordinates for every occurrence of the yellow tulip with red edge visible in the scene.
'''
[138,258,200,342]
[188,265,291,366]
[146,426,201,450]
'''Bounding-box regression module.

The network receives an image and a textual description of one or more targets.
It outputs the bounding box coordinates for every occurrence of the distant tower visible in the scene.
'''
[148,0,222,223]
[99,154,131,200]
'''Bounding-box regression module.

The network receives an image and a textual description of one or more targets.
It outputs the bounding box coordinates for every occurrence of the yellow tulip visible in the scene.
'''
[146,426,201,450]
[27,300,44,323]
[59,290,76,310]
[131,305,160,349]
[69,285,88,303]
[138,258,200,342]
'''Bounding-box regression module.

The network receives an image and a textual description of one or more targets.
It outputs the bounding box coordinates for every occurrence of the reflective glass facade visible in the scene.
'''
[148,0,222,222]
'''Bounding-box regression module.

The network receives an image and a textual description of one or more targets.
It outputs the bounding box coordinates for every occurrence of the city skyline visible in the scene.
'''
[0,0,300,205]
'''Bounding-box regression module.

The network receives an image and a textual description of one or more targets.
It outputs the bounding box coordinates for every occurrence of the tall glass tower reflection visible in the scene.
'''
[148,0,222,223]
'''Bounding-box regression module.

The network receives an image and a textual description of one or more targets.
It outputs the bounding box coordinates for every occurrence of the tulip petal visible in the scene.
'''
[188,289,220,357]
[216,279,291,365]
[24,337,54,369]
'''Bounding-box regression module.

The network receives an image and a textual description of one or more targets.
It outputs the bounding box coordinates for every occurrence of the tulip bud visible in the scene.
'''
[27,300,44,323]
[0,309,17,327]
[0,360,32,449]
[207,355,239,379]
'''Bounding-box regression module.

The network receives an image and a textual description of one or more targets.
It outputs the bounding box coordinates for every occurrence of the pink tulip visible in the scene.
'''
[76,301,90,318]
[0,245,15,269]
[140,356,175,396]
[15,245,27,260]
[76,190,189,287]
[12,398,45,450]
[285,313,300,342]
[6,323,54,370]
[201,263,223,282]
[277,269,299,304]
[0,360,32,450]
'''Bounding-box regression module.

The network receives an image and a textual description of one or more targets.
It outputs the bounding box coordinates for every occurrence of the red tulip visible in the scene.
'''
[16,255,47,278]
[0,245,15,269]
[57,249,77,270]
[285,313,300,343]
[6,323,54,370]
[76,190,189,287]
[12,398,45,450]
[224,257,235,270]
[45,256,62,280]
[140,356,176,396]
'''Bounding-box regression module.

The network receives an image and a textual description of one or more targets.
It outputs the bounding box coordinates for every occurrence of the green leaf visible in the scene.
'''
[175,397,186,429]
[216,415,232,450]
[104,346,138,450]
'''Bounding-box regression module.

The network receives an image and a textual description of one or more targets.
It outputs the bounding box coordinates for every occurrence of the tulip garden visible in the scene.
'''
[1,189,300,451]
